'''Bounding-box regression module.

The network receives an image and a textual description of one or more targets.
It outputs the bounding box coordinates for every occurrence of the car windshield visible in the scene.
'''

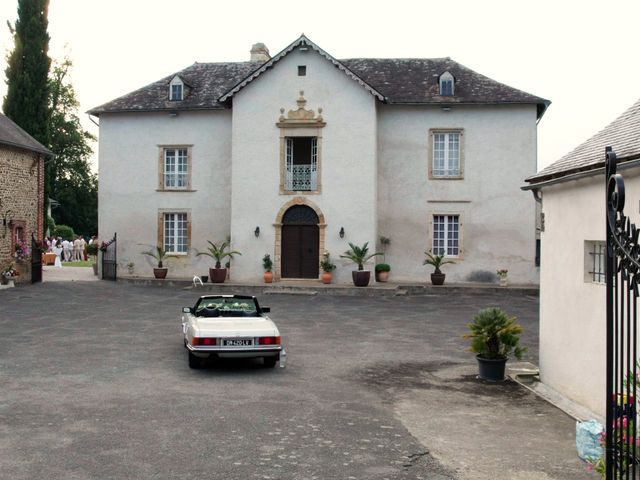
[194,297,259,318]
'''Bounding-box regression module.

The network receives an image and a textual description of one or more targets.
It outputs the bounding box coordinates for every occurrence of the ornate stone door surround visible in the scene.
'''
[273,197,326,280]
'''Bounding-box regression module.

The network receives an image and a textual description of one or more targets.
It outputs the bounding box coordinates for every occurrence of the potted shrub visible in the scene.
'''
[197,241,241,283]
[340,242,381,287]
[320,251,336,284]
[141,245,169,279]
[497,268,508,287]
[375,263,391,282]
[465,307,526,381]
[423,252,455,286]
[263,254,273,283]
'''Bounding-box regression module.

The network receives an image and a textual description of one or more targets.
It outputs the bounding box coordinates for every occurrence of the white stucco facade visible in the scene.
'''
[538,171,640,417]
[95,41,543,285]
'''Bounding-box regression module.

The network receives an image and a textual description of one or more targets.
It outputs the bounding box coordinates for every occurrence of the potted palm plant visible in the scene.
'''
[320,251,336,284]
[423,251,455,285]
[465,307,526,381]
[141,245,169,279]
[263,254,273,283]
[197,241,241,283]
[340,242,381,287]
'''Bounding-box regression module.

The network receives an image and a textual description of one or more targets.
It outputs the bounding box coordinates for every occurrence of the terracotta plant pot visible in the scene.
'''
[430,272,445,285]
[264,272,273,283]
[376,271,390,283]
[352,270,371,287]
[153,268,168,279]
[210,267,227,283]
[321,272,333,284]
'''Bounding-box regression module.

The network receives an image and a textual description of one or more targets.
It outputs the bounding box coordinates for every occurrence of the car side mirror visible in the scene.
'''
[261,307,270,313]
[182,307,192,314]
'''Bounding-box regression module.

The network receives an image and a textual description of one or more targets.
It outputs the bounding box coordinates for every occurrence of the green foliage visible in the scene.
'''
[3,0,51,147]
[53,224,74,239]
[262,254,273,272]
[141,245,169,268]
[47,215,56,235]
[86,243,98,256]
[464,307,526,360]
[340,242,381,271]
[320,252,336,273]
[47,57,97,237]
[197,241,241,268]
[375,263,391,273]
[423,251,456,274]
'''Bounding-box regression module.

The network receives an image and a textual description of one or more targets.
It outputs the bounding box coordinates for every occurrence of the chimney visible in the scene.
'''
[250,43,270,62]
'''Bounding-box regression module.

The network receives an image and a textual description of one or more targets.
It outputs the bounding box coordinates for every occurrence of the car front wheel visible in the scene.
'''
[263,356,277,368]
[188,351,202,369]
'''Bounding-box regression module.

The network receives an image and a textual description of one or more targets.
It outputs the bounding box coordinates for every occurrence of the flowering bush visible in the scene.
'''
[14,238,30,260]
[586,365,640,477]
[2,264,19,278]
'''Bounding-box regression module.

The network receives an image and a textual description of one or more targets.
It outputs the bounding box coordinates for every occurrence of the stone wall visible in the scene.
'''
[0,145,44,283]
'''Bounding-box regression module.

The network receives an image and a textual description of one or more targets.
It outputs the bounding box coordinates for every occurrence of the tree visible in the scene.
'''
[47,57,97,237]
[3,0,51,146]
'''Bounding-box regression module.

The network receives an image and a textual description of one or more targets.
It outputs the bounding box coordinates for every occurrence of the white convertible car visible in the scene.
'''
[182,295,282,369]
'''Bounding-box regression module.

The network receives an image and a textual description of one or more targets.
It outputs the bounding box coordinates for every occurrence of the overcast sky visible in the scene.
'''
[1,0,639,171]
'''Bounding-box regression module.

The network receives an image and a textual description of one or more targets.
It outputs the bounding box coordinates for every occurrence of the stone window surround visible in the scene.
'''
[273,197,326,281]
[439,71,455,96]
[10,219,26,255]
[428,128,465,180]
[277,91,326,195]
[169,76,184,101]
[427,211,464,260]
[157,209,191,256]
[157,145,195,192]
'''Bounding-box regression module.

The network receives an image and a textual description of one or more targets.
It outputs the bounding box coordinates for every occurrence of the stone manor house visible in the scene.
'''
[89,35,549,284]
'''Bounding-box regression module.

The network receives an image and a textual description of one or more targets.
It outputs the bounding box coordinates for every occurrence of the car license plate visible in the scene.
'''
[223,339,253,347]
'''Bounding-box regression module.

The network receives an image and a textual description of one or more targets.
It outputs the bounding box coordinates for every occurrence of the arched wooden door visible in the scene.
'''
[281,205,319,278]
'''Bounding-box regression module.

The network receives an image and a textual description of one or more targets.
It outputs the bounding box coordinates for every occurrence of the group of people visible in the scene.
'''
[44,235,98,267]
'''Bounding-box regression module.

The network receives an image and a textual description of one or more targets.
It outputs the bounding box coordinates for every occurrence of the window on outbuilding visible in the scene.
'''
[439,71,454,96]
[298,65,306,76]
[584,240,605,284]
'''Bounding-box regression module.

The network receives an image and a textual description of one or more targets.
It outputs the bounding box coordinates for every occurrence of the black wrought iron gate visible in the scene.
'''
[101,233,117,281]
[606,147,639,479]
[31,234,42,284]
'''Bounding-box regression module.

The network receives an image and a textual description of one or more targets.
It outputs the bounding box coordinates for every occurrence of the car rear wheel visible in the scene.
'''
[188,351,202,369]
[263,356,277,368]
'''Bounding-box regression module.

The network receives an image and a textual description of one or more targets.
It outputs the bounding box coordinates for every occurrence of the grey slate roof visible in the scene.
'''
[88,62,261,115]
[526,97,640,184]
[88,36,549,118]
[0,112,51,155]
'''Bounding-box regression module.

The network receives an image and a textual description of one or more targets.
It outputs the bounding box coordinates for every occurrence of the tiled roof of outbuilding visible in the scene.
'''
[0,112,51,155]
[526,97,640,184]
[88,36,549,118]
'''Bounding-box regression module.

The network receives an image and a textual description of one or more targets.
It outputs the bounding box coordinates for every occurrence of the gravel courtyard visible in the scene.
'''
[0,282,591,479]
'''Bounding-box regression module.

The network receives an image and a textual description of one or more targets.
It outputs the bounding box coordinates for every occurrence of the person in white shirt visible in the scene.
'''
[79,237,87,261]
[62,239,72,262]
[72,237,81,262]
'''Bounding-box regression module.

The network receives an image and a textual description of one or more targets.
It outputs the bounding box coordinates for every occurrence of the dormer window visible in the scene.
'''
[169,76,184,101]
[439,71,454,96]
